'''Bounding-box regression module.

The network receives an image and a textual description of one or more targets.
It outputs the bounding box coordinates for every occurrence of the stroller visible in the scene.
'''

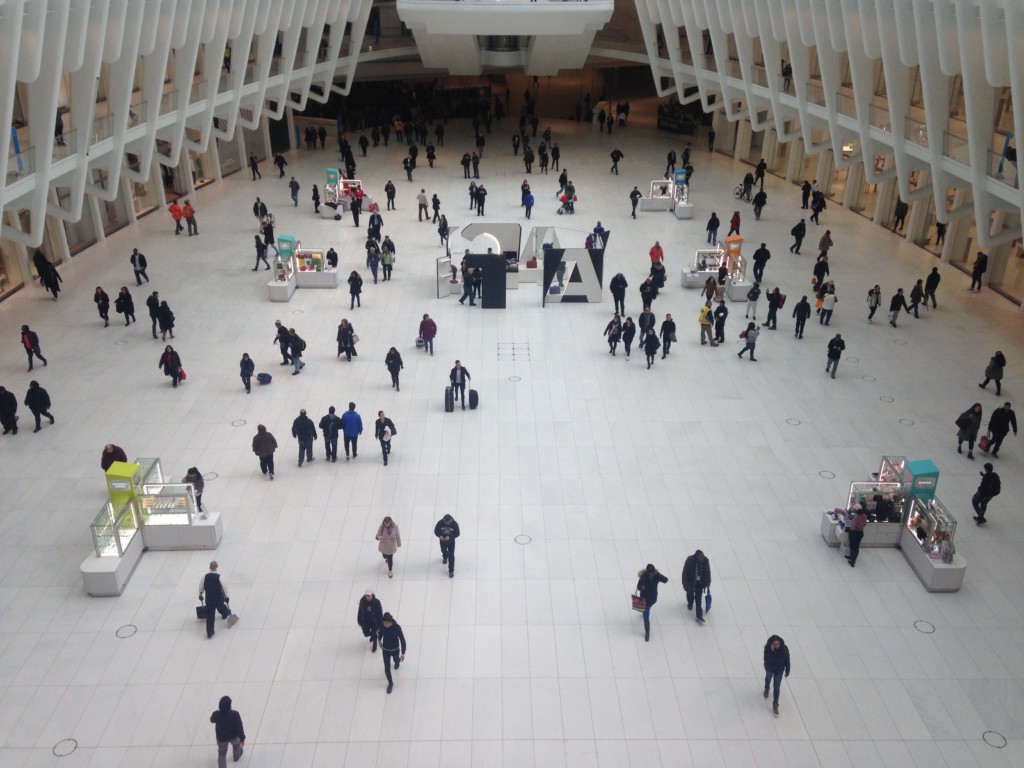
[557,193,577,215]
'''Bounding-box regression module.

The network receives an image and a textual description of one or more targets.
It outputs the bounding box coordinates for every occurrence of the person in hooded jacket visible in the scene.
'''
[210,695,245,768]
[609,273,627,315]
[348,271,363,309]
[793,295,811,339]
[979,351,1006,395]
[0,386,17,435]
[763,635,791,715]
[434,514,460,577]
[635,563,668,641]
[23,380,54,433]
[641,328,661,369]
[158,345,182,387]
[384,347,404,391]
[357,591,384,652]
[182,466,204,512]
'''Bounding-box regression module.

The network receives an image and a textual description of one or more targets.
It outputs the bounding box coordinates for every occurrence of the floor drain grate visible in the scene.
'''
[498,343,530,361]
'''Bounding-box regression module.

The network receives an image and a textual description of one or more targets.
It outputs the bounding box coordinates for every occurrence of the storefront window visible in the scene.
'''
[217,126,242,177]
[0,238,25,298]
[55,187,98,255]
[993,237,1024,303]
[91,169,129,236]
[187,129,216,189]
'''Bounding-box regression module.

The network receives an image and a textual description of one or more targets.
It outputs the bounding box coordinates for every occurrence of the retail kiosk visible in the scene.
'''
[294,244,339,289]
[639,179,675,212]
[268,235,298,301]
[721,235,752,300]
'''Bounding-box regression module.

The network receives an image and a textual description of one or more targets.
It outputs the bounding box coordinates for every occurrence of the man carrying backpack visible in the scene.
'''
[972,463,1001,525]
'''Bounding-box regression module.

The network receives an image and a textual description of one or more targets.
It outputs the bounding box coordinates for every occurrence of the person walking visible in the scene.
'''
[763,288,782,330]
[157,300,175,340]
[169,200,184,234]
[357,591,384,652]
[604,314,622,355]
[641,328,661,369]
[763,635,791,716]
[273,320,291,365]
[979,351,1006,395]
[609,147,624,174]
[274,151,287,176]
[629,186,642,218]
[924,267,941,308]
[252,424,277,480]
[622,317,636,360]
[111,287,136,327]
[311,184,320,214]
[93,287,111,327]
[0,386,17,436]
[249,152,261,179]
[19,325,47,371]
[866,285,881,323]
[972,463,1002,525]
[713,300,729,344]
[819,289,837,325]
[659,314,676,359]
[793,295,811,339]
[210,696,245,768]
[262,217,279,256]
[319,406,342,462]
[385,347,404,391]
[610,273,627,315]
[812,254,830,289]
[751,244,770,283]
[340,402,362,460]
[752,189,767,219]
[727,210,741,236]
[252,235,270,271]
[789,218,806,254]
[745,282,761,320]
[524,190,534,219]
[378,613,406,694]
[844,504,868,566]
[199,561,238,638]
[348,271,363,309]
[23,380,54,433]
[375,411,397,466]
[130,249,149,285]
[986,401,1017,458]
[239,353,254,394]
[182,200,199,235]
[333,320,355,362]
[956,402,984,459]
[288,176,300,206]
[376,516,401,576]
[384,180,396,210]
[825,334,846,379]
[681,550,711,624]
[158,345,182,388]
[253,197,267,222]
[698,301,717,347]
[706,212,720,245]
[738,322,759,361]
[291,409,317,467]
[888,288,909,328]
[434,514,460,577]
[288,328,306,375]
[970,251,988,291]
[449,360,471,409]
[635,563,668,641]
[419,314,437,356]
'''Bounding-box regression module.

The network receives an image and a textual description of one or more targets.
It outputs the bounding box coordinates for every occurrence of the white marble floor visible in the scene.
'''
[1,97,1023,768]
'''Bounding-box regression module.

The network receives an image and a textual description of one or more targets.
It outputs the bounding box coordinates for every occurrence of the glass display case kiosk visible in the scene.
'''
[321,167,343,219]
[682,246,724,288]
[640,179,674,212]
[723,235,752,301]
[673,171,694,219]
[821,481,906,548]
[268,234,297,301]
[80,500,144,596]
[293,242,339,289]
[900,496,966,592]
[138,482,223,550]
[901,459,939,503]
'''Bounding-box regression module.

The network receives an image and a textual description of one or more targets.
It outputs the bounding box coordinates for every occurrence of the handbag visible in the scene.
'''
[978,434,991,453]
[670,332,678,343]
[179,368,187,381]
[352,334,360,344]
[704,589,712,614]
[631,592,646,612]
[196,597,209,620]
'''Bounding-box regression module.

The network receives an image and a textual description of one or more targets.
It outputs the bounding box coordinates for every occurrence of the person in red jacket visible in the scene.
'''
[728,210,741,236]
[418,313,437,356]
[101,443,128,470]
[649,241,664,264]
[169,201,184,235]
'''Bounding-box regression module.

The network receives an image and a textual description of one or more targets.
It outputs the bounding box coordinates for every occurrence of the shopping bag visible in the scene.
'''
[631,592,646,612]
[978,434,991,453]
[705,589,712,614]
[179,368,187,382]
[196,598,209,620]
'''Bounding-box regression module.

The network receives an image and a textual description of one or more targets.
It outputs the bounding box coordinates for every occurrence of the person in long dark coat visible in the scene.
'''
[114,287,136,326]
[158,345,183,388]
[385,347,404,391]
[157,300,175,340]
[94,287,110,327]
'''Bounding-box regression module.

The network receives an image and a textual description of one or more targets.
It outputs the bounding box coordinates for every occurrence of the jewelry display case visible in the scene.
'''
[293,244,339,288]
[640,179,674,212]
[138,483,223,550]
[821,481,906,548]
[81,500,144,596]
[900,497,966,592]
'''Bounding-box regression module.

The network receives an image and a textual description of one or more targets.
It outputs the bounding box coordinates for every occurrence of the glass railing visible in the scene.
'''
[189,80,207,105]
[904,117,928,147]
[701,54,717,73]
[725,59,743,79]
[159,89,178,115]
[91,114,114,143]
[835,92,856,118]
[805,82,826,107]
[6,141,34,183]
[52,128,76,160]
[750,65,768,87]
[868,104,890,131]
[987,150,1019,189]
[942,131,969,163]
[128,100,147,127]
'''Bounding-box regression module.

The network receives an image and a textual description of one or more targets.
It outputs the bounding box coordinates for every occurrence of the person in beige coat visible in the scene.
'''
[376,516,402,577]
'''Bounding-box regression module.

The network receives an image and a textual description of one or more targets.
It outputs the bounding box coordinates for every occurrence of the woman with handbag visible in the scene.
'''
[376,516,401,578]
[385,347,404,390]
[158,345,183,388]
[604,314,622,355]
[337,319,357,361]
[956,402,984,459]
[635,563,668,642]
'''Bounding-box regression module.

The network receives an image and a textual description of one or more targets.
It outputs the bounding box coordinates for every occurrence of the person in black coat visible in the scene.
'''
[239,353,254,394]
[130,248,149,285]
[972,463,1001,524]
[434,514,460,577]
[763,635,791,714]
[319,405,343,462]
[636,563,668,641]
[639,279,656,308]
[23,380,54,432]
[792,295,811,339]
[94,287,110,327]
[659,314,676,359]
[0,387,17,435]
[790,219,806,254]
[378,613,407,693]
[609,273,627,315]
[986,402,1017,458]
[157,300,175,340]
[681,550,711,623]
[374,410,397,465]
[348,271,363,309]
[210,695,245,766]
[337,320,356,362]
[763,288,782,330]
[713,301,729,344]
[199,561,237,638]
[114,287,136,327]
[158,345,183,388]
[357,591,384,652]
[145,291,160,337]
[604,315,622,355]
[449,361,471,408]
[641,329,661,369]
[385,347,404,391]
[291,408,318,466]
[621,317,636,359]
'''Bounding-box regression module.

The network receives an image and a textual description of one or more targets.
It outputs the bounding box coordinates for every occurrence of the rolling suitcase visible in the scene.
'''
[444,386,455,412]
[469,389,479,410]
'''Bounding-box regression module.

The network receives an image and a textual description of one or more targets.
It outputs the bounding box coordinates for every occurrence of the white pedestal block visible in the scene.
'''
[141,511,224,551]
[674,202,695,219]
[725,280,752,301]
[899,526,966,592]
[517,267,543,284]
[295,269,339,289]
[640,197,673,212]
[682,269,717,288]
[80,532,145,596]
[267,277,297,301]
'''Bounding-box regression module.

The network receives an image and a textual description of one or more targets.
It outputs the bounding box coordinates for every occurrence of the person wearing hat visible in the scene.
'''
[378,612,407,693]
[972,463,1001,525]
[356,591,384,652]
[635,563,668,641]
[845,505,869,567]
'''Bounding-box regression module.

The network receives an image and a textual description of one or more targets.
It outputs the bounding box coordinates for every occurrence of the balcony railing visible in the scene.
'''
[942,131,968,163]
[835,91,856,118]
[868,105,890,131]
[904,117,928,148]
[987,150,1019,189]
[6,141,34,183]
[806,82,826,107]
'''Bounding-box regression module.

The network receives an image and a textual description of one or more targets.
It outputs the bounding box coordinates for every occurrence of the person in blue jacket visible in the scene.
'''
[636,563,668,642]
[763,635,791,715]
[340,401,363,460]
